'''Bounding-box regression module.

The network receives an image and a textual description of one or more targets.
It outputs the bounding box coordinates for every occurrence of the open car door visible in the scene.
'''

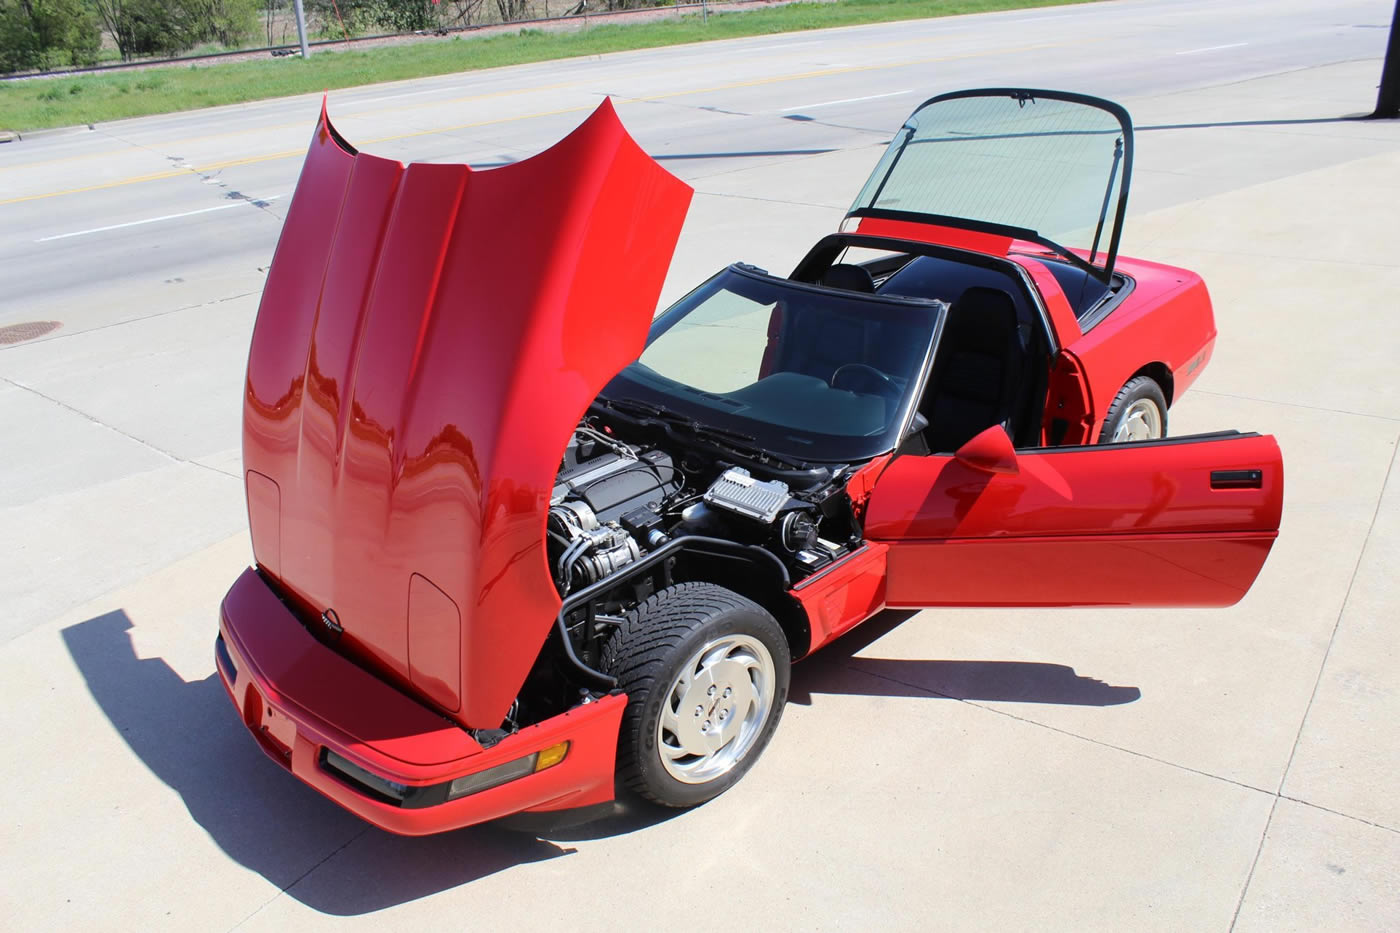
[863,429,1282,607]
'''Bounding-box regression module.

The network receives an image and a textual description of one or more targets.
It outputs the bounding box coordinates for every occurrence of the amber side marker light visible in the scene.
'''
[535,741,570,771]
[445,742,571,801]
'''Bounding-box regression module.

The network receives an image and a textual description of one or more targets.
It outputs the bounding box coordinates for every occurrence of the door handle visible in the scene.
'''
[1211,469,1263,489]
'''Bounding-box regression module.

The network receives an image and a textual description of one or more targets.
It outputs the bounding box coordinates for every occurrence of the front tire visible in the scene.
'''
[1099,375,1167,443]
[601,582,790,808]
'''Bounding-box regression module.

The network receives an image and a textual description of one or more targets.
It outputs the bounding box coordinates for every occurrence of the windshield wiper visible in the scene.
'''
[599,398,756,443]
[596,397,668,420]
[597,396,820,474]
[681,421,757,444]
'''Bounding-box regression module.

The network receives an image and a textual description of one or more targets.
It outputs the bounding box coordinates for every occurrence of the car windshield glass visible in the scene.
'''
[850,90,1131,273]
[599,266,944,463]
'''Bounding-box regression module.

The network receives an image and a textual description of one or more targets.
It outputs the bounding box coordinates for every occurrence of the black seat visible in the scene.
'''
[820,263,875,292]
[921,286,1026,453]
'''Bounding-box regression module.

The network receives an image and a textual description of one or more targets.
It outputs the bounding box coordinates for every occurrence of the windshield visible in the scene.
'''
[599,266,944,463]
[849,89,1132,278]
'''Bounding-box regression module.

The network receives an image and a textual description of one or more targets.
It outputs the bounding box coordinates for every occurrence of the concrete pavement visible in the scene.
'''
[2,1,1398,928]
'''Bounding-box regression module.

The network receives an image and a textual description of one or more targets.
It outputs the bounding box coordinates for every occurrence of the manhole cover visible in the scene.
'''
[0,321,62,345]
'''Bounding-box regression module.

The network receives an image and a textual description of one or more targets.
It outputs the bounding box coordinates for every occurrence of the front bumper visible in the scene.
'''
[217,567,625,835]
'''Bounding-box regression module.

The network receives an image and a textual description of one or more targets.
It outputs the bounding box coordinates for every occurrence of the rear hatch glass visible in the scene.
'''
[848,89,1133,279]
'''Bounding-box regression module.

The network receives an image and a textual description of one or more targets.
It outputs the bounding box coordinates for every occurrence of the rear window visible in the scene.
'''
[850,90,1131,275]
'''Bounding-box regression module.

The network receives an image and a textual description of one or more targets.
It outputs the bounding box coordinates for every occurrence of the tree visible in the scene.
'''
[87,0,255,60]
[186,0,260,46]
[89,0,200,58]
[374,0,436,32]
[0,0,100,72]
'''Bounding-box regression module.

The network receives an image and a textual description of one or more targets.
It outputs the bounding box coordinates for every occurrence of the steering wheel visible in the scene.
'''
[831,362,899,398]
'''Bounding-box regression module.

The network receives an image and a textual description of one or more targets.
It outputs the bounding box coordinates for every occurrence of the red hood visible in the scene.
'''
[242,99,693,728]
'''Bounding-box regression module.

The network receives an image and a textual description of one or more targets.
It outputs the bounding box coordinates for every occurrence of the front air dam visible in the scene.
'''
[217,568,626,835]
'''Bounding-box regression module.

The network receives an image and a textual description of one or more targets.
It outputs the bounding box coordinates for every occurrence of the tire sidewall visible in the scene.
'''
[1099,376,1167,444]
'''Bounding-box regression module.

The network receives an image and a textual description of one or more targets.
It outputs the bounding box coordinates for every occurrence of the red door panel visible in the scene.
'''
[865,432,1282,608]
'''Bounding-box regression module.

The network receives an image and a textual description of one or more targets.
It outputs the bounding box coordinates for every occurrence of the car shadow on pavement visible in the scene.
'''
[788,610,1142,707]
[61,610,676,916]
[63,607,1131,912]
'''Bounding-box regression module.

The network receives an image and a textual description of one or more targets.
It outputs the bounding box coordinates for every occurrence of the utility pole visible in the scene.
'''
[293,0,311,59]
[1374,0,1400,117]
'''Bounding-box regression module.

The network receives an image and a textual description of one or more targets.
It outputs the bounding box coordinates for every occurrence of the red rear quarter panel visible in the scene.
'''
[1015,254,1217,434]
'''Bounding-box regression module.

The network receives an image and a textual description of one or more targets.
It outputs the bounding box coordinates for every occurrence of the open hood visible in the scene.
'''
[847,88,1133,280]
[242,99,693,728]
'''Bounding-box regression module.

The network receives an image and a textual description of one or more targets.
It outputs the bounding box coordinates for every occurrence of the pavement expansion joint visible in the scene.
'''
[1229,796,1281,932]
[846,648,1400,839]
[0,289,264,351]
[1276,437,1398,797]
[695,189,843,211]
[1276,796,1400,835]
[1163,244,1400,270]
[0,375,234,480]
[840,656,1276,793]
[1191,390,1400,423]
[1150,55,1388,100]
[228,826,370,932]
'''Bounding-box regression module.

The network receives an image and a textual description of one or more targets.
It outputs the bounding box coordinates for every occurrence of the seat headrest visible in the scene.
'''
[820,263,876,293]
[950,285,1017,320]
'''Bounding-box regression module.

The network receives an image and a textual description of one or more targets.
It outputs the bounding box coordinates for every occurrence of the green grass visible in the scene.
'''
[0,0,1099,131]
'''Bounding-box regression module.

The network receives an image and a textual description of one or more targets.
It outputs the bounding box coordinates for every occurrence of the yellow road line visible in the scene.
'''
[1,38,1089,207]
[1,166,200,205]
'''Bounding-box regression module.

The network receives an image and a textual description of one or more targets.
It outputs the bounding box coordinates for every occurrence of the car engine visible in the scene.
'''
[506,417,866,730]
[545,423,857,599]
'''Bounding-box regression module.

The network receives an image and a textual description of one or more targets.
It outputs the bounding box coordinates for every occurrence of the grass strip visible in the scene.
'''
[0,0,1099,132]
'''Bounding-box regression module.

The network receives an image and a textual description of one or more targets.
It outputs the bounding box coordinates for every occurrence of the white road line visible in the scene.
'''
[35,196,284,242]
[741,40,821,53]
[780,89,914,112]
[1176,42,1248,55]
[350,87,456,107]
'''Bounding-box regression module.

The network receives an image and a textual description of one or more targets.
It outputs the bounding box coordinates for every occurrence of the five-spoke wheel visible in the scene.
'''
[602,582,790,808]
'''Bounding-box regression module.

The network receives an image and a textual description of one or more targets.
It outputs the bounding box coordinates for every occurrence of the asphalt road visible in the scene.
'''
[2,0,1399,929]
[0,0,1390,337]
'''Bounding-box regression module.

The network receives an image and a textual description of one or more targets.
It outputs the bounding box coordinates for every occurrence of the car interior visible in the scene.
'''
[793,235,1052,454]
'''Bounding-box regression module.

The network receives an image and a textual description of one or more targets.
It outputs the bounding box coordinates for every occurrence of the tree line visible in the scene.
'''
[2,0,674,73]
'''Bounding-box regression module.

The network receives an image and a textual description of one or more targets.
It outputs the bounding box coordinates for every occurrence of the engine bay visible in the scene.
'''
[490,407,872,734]
[545,419,861,600]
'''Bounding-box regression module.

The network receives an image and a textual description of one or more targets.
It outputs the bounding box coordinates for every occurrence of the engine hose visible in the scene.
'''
[550,533,792,690]
[553,604,618,691]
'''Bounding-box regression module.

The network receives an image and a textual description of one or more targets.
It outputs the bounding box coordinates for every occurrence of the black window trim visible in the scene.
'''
[1008,249,1138,331]
[792,232,1062,357]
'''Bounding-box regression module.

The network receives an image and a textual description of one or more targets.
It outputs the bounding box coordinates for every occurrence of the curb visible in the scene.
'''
[0,124,97,142]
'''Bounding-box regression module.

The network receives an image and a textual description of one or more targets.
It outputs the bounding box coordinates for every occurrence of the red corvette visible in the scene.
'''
[217,89,1283,833]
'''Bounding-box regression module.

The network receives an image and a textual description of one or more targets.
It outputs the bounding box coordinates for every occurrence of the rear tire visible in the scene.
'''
[1099,375,1167,443]
[600,582,790,808]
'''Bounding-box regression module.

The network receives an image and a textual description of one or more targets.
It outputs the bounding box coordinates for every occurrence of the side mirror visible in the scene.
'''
[904,411,929,438]
[954,425,1019,475]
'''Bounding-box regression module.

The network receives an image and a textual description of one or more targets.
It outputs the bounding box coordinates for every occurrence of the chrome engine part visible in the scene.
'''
[703,468,792,523]
[547,425,849,597]
[548,488,642,592]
